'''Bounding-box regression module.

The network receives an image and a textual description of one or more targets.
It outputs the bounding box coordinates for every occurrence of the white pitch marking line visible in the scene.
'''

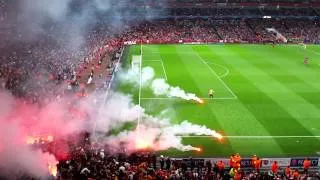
[93,47,124,138]
[194,53,238,99]
[146,52,200,54]
[205,61,230,78]
[160,59,168,81]
[178,135,320,138]
[140,97,236,100]
[143,59,168,81]
[137,44,143,128]
[306,48,320,56]
[290,45,320,66]
[143,60,161,62]
[305,48,320,66]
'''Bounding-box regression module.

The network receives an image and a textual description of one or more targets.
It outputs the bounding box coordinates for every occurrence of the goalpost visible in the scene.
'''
[131,55,142,74]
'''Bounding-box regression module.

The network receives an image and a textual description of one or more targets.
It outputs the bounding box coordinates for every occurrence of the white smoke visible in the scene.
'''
[165,121,222,138]
[119,66,202,102]
[151,79,202,102]
[104,66,215,152]
[118,66,155,87]
[0,0,169,178]
[95,93,144,132]
[94,92,221,153]
[103,119,222,153]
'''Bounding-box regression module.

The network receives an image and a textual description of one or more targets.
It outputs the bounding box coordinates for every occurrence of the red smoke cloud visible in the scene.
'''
[0,91,93,178]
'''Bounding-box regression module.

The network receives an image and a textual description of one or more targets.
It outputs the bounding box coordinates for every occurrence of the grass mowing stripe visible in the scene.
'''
[233,45,320,134]
[119,45,320,157]
[142,61,167,80]
[259,46,320,90]
[179,135,320,138]
[164,46,233,98]
[157,45,235,156]
[208,45,320,156]
[184,46,237,99]
[191,45,285,156]
[140,97,236,100]
[284,45,320,65]
[192,45,285,156]
[242,46,320,111]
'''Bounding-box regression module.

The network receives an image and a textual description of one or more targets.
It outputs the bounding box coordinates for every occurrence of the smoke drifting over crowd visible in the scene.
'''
[0,0,167,178]
[0,91,84,178]
[0,0,221,178]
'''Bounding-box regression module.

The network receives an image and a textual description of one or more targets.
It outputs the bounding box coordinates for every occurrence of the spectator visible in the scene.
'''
[294,169,300,179]
[284,166,292,178]
[271,161,279,174]
[165,157,171,170]
[216,160,225,175]
[160,155,165,170]
[205,159,212,173]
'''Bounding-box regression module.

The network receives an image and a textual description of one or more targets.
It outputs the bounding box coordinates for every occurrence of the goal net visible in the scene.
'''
[132,55,142,74]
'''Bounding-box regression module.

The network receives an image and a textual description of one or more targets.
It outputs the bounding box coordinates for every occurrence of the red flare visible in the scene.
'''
[216,133,223,140]
[26,135,54,145]
[195,98,204,104]
[135,138,151,150]
[48,161,58,177]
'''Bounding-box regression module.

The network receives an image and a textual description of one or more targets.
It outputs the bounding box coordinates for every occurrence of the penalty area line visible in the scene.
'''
[143,60,161,62]
[178,135,320,138]
[193,52,238,99]
[140,97,236,100]
[143,59,168,81]
[137,44,143,128]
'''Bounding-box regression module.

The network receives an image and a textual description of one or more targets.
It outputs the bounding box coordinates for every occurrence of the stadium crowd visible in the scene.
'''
[38,134,318,180]
[1,18,320,103]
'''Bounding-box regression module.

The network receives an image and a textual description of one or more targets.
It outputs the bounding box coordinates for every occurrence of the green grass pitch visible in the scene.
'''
[118,44,320,158]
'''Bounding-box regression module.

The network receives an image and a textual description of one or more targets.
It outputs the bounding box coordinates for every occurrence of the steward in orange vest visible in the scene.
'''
[271,161,279,174]
[230,154,236,168]
[303,158,311,174]
[254,158,262,173]
[251,155,257,168]
[234,153,241,170]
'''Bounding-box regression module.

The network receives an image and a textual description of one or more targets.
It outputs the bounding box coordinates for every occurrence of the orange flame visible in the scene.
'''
[194,147,202,152]
[26,135,54,145]
[48,162,58,177]
[195,98,204,104]
[216,133,223,140]
[135,138,151,150]
[26,136,38,145]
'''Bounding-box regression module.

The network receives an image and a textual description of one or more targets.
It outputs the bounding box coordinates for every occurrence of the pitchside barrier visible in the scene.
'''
[169,157,320,169]
[123,40,314,45]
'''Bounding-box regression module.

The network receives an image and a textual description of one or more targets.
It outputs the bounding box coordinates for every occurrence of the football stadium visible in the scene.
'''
[120,44,320,158]
[1,0,320,179]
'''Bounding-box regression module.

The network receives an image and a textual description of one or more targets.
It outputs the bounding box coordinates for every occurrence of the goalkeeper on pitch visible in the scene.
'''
[209,88,215,98]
